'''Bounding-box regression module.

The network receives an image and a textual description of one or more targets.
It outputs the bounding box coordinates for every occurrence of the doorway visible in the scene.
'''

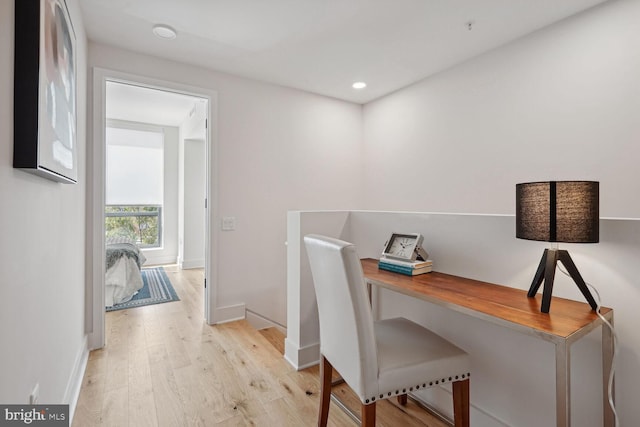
[89,68,218,349]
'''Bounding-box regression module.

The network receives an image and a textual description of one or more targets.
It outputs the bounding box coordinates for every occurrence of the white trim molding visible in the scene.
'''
[65,336,89,423]
[212,303,246,324]
[284,338,320,370]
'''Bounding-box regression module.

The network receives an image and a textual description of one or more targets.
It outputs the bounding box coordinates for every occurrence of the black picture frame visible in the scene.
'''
[14,0,78,184]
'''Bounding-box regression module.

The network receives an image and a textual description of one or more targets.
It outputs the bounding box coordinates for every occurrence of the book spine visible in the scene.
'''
[379,257,432,268]
[378,262,414,275]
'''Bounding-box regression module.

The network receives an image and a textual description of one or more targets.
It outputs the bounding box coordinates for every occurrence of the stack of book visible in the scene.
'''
[378,257,433,276]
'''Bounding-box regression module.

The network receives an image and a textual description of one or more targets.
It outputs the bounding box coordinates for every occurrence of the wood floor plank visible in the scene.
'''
[262,397,307,426]
[149,346,188,427]
[103,350,128,392]
[101,386,129,427]
[258,327,285,355]
[192,362,234,423]
[71,370,105,427]
[172,364,215,427]
[128,340,158,427]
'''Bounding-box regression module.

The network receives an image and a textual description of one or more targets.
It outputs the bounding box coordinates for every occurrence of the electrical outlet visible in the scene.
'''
[29,383,39,405]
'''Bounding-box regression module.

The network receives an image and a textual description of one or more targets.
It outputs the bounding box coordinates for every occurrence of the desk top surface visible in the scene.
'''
[361,258,611,340]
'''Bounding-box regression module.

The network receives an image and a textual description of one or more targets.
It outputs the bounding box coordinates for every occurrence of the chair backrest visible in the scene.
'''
[304,234,378,401]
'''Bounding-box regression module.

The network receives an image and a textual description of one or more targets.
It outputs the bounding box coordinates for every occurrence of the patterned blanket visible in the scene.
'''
[106,238,145,270]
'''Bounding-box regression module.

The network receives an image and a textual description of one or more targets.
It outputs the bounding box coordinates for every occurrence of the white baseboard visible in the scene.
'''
[246,310,287,335]
[212,303,246,324]
[142,254,178,266]
[180,258,205,269]
[65,335,89,423]
[284,338,320,370]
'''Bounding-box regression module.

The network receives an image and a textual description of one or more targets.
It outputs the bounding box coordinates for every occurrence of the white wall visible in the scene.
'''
[285,211,351,368]
[178,103,208,269]
[149,125,179,265]
[362,0,640,218]
[0,0,88,414]
[88,43,364,326]
[181,99,207,141]
[178,101,206,269]
[180,138,206,269]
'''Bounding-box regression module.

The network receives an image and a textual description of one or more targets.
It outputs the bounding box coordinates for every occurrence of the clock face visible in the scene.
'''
[387,235,417,259]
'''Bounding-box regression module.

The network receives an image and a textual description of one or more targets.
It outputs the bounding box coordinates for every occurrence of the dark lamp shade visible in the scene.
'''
[516,181,599,243]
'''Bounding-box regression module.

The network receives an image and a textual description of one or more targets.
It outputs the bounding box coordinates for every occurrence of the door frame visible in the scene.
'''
[88,67,219,349]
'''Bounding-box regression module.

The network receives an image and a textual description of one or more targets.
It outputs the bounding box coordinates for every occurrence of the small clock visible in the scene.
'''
[382,233,428,261]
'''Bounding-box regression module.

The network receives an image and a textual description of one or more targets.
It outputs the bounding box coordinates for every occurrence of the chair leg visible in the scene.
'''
[452,379,470,427]
[318,356,332,427]
[397,394,408,406]
[361,402,376,427]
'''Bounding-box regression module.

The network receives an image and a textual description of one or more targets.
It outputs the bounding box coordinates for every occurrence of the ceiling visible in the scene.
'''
[81,0,607,105]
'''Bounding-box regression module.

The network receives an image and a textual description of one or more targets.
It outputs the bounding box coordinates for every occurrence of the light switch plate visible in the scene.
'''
[222,217,236,231]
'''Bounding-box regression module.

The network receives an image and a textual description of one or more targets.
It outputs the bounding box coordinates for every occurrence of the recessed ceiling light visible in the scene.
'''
[352,82,367,90]
[152,24,177,40]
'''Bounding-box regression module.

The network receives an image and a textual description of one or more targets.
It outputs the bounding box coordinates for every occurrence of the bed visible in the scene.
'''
[105,237,147,307]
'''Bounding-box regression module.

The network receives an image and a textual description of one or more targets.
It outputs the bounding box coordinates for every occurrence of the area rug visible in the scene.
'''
[106,267,180,312]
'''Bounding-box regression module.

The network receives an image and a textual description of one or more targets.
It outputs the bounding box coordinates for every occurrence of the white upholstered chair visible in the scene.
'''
[304,234,471,427]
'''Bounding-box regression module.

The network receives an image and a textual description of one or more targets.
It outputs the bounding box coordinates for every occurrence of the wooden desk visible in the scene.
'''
[361,258,615,427]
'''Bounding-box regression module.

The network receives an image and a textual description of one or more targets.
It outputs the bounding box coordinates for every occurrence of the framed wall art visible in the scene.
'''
[14,0,78,184]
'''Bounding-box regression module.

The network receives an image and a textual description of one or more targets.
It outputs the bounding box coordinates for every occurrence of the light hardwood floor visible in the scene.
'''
[72,265,448,427]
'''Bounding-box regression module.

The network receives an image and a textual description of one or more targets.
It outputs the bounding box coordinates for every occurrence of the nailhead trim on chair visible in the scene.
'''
[365,372,471,404]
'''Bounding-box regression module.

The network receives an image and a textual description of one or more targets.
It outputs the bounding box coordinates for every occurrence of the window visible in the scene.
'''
[105,124,164,248]
[105,205,162,247]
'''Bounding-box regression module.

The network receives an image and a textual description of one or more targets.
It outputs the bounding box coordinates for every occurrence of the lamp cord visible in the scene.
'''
[557,265,620,427]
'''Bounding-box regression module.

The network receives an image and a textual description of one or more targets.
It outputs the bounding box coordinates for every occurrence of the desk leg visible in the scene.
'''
[603,314,615,427]
[555,341,570,427]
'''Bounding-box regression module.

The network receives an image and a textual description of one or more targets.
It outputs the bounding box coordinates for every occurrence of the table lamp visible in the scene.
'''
[516,181,599,313]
